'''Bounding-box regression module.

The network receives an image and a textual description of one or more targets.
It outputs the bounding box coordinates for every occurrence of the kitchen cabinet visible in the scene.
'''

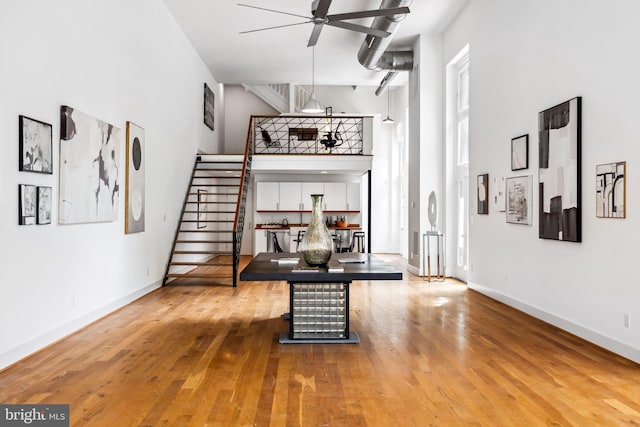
[254,230,267,255]
[301,182,324,210]
[256,182,279,211]
[323,182,347,211]
[346,182,361,211]
[279,182,302,210]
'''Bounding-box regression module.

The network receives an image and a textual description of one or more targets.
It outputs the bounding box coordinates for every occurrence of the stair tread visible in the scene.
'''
[169,261,234,266]
[172,251,232,254]
[175,240,233,243]
[166,273,233,279]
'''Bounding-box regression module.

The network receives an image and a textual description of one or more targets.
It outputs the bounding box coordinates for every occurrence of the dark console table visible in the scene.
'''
[240,252,402,344]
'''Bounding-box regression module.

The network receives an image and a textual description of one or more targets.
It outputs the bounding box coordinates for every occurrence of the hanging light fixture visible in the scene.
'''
[382,87,394,124]
[302,47,324,114]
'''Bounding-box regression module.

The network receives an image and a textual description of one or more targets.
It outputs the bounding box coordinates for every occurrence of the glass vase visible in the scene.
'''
[301,194,333,266]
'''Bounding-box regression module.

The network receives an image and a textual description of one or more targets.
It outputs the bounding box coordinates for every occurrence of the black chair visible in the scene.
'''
[271,232,284,253]
[293,230,305,252]
[350,231,365,253]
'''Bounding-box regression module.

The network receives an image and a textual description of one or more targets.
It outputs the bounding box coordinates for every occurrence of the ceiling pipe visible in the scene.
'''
[357,0,414,73]
[374,71,398,96]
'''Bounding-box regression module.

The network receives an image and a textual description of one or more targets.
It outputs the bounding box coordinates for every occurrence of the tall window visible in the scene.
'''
[446,45,469,281]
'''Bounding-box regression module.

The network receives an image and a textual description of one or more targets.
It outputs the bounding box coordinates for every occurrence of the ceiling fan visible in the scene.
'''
[238,0,410,47]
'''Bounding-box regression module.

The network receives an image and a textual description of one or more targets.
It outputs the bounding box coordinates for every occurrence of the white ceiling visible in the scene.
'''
[163,0,469,86]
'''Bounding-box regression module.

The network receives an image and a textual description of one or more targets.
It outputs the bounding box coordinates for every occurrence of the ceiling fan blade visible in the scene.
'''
[327,7,410,22]
[237,3,310,20]
[240,21,312,35]
[307,23,324,47]
[313,0,332,18]
[325,21,391,38]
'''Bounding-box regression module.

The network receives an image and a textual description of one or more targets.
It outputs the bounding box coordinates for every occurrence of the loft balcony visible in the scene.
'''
[250,115,373,174]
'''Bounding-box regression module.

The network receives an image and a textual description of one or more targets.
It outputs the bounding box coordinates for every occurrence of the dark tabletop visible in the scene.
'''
[240,252,403,282]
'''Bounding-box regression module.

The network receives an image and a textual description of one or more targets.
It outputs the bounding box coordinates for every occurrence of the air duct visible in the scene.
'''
[357,0,414,72]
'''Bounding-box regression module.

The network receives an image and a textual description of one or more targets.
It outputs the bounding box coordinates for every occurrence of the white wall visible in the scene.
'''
[407,35,445,272]
[0,0,220,368]
[223,85,278,154]
[444,0,640,362]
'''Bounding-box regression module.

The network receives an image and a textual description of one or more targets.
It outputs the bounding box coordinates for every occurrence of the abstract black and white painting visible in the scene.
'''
[197,189,208,229]
[37,186,52,225]
[18,184,36,225]
[59,106,121,224]
[204,83,215,131]
[125,121,145,233]
[477,174,489,215]
[507,176,532,225]
[538,97,581,241]
[596,161,625,218]
[511,134,528,171]
[19,115,53,174]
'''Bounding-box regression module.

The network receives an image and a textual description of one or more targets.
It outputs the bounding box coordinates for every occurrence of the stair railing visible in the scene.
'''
[232,117,254,286]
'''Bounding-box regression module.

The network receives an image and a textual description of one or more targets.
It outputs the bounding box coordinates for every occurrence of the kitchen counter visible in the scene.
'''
[256,223,361,230]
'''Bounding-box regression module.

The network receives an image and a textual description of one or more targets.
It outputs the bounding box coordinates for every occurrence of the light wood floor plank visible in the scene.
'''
[1,255,639,426]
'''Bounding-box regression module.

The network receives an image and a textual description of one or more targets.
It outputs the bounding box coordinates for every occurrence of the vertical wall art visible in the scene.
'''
[506,176,533,225]
[204,83,215,131]
[538,97,582,242]
[125,122,145,233]
[596,161,626,218]
[37,186,52,225]
[197,189,208,229]
[511,134,529,171]
[19,115,53,174]
[18,184,36,225]
[477,173,489,214]
[59,106,121,224]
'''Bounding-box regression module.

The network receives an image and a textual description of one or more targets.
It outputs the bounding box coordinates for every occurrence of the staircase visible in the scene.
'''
[163,154,248,287]
[242,83,314,114]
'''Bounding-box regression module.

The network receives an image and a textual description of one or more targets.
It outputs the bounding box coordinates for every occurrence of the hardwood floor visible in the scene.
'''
[1,255,639,426]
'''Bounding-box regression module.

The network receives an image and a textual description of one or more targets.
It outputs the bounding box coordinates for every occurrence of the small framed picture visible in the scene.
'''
[204,83,215,131]
[18,184,37,225]
[506,175,532,225]
[477,173,489,215]
[37,186,52,225]
[596,161,626,218]
[511,134,529,171]
[19,115,53,174]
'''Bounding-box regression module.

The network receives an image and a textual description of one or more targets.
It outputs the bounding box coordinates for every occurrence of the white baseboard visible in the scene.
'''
[468,281,640,364]
[0,280,162,371]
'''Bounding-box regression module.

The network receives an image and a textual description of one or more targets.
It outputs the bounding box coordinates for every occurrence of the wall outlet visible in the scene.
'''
[146,266,150,276]
[624,314,630,328]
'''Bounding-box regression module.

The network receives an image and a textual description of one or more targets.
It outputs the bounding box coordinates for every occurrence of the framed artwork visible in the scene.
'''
[19,115,53,174]
[506,176,533,225]
[197,189,208,229]
[477,173,489,214]
[538,97,582,242]
[492,175,506,213]
[511,134,528,171]
[596,161,626,218]
[18,184,36,225]
[125,121,145,233]
[59,106,121,224]
[204,83,215,131]
[37,186,52,225]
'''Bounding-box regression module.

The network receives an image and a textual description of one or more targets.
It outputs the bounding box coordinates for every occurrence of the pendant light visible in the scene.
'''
[302,47,324,114]
[382,87,394,124]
